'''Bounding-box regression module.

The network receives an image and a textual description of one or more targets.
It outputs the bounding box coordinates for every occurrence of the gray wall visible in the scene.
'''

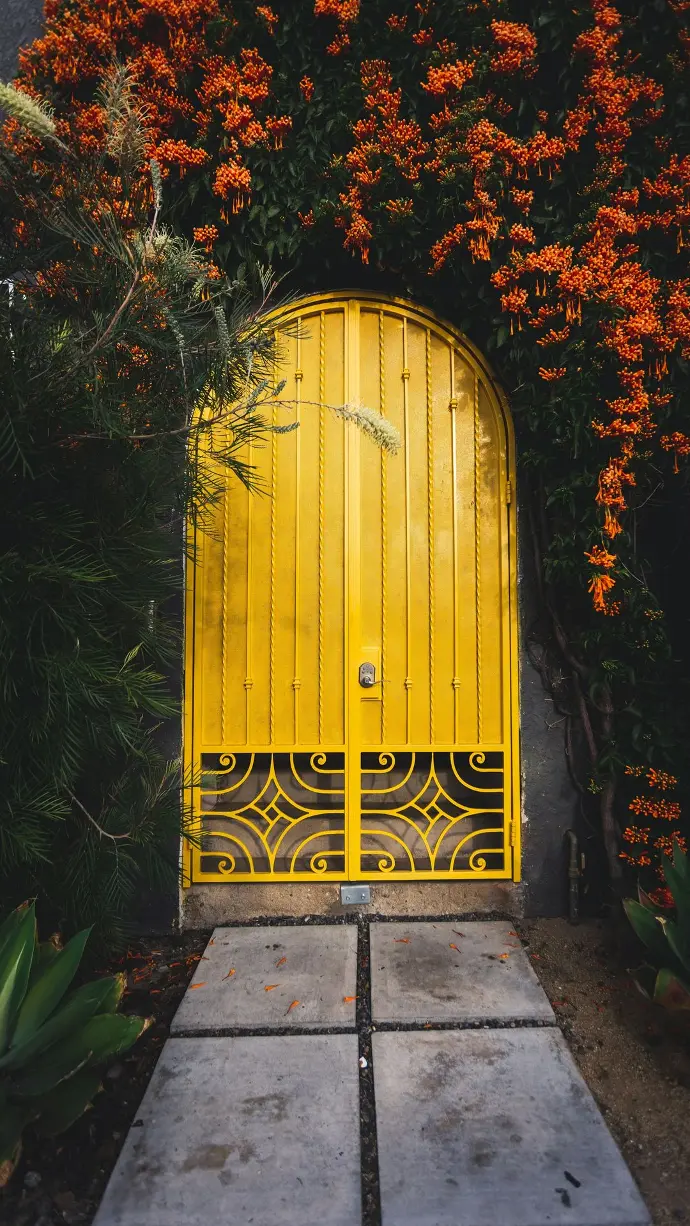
[516,495,578,915]
[0,0,42,83]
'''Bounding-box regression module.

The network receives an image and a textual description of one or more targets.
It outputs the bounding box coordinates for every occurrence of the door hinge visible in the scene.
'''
[505,479,512,505]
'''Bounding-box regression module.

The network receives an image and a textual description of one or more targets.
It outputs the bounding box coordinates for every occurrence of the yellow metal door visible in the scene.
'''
[184,294,519,884]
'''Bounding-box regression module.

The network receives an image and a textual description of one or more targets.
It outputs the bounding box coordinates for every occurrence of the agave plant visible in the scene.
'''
[0,901,151,1186]
[624,841,690,1011]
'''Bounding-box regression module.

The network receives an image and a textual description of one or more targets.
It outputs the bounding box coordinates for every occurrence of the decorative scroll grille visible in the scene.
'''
[198,752,345,877]
[359,750,505,875]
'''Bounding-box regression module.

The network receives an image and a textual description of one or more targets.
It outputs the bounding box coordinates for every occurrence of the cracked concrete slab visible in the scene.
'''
[171,924,358,1033]
[93,1034,361,1226]
[370,920,554,1024]
[373,1028,650,1226]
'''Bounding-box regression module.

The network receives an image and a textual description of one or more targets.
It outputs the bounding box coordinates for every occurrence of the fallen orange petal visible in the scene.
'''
[222,968,236,980]
[189,982,207,990]
[499,953,510,960]
[343,995,356,1003]
[449,943,461,952]
[286,1000,300,1013]
[264,984,279,991]
[208,939,215,945]
[275,956,287,968]
[394,938,410,944]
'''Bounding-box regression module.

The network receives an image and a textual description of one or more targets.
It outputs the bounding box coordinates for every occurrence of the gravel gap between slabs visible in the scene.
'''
[356,916,382,1226]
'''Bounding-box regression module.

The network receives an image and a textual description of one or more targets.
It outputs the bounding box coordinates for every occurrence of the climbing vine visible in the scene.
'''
[11,0,690,892]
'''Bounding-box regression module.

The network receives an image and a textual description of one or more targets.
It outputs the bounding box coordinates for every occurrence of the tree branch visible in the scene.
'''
[69,791,132,842]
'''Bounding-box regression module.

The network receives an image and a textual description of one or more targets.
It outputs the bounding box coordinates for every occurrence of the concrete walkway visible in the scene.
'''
[93,921,651,1226]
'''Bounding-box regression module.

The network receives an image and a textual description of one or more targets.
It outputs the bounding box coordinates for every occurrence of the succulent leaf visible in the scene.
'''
[623,898,670,964]
[12,1012,150,1098]
[0,1102,36,1188]
[653,967,690,1011]
[11,926,92,1049]
[32,1069,103,1137]
[0,979,115,1072]
[0,904,36,1057]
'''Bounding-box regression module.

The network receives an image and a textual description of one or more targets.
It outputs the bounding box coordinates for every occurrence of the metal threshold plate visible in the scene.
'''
[340,884,371,905]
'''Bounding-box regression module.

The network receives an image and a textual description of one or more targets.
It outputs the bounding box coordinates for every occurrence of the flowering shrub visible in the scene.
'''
[620,766,687,902]
[12,0,690,884]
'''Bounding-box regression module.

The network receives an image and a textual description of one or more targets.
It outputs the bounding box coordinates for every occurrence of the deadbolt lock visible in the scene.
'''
[359,661,376,688]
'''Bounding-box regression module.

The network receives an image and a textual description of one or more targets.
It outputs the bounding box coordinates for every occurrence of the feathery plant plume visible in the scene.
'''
[97,62,149,175]
[331,403,401,454]
[0,82,57,144]
[214,303,233,362]
[150,158,163,211]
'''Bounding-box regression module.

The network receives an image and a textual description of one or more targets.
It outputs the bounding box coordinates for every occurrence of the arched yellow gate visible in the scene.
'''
[183,294,520,883]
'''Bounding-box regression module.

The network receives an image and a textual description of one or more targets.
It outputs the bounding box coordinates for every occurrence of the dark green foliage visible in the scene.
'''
[0,78,280,945]
[625,842,690,1011]
[0,901,149,1185]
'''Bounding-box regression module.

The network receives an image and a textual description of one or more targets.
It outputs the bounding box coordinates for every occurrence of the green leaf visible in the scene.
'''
[13,1012,150,1098]
[0,903,36,1057]
[0,1101,36,1188]
[630,963,657,1001]
[623,898,670,963]
[27,937,62,990]
[673,840,690,884]
[0,978,115,1072]
[10,926,91,1049]
[94,972,126,1015]
[663,857,690,933]
[653,967,690,1011]
[33,1068,103,1137]
[658,917,690,976]
[637,884,659,912]
[0,903,32,965]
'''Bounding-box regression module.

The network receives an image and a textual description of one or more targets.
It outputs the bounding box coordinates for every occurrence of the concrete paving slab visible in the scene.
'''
[373,1028,650,1226]
[93,1034,361,1226]
[171,924,357,1033]
[370,920,554,1024]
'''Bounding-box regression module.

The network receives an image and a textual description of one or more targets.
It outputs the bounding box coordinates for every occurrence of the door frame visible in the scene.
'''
[182,291,521,885]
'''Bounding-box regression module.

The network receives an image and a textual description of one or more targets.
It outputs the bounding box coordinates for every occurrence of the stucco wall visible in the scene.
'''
[0,0,42,83]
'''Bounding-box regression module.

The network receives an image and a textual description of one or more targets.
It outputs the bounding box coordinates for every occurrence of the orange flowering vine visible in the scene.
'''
[12,0,690,631]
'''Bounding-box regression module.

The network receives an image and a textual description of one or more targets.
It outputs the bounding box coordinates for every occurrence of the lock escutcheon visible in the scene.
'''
[359,661,376,688]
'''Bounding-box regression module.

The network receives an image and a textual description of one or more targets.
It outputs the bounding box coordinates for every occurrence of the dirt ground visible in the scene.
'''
[523,917,690,1226]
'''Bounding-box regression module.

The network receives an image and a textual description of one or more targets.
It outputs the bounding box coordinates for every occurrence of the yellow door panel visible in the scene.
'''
[184,294,519,884]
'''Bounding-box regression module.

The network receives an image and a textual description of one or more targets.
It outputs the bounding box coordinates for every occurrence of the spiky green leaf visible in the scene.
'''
[658,916,690,976]
[0,903,36,1057]
[0,978,115,1072]
[653,967,690,1011]
[0,903,32,965]
[623,898,670,964]
[32,1068,103,1136]
[94,972,126,1015]
[13,1012,150,1098]
[11,926,91,1048]
[0,1102,36,1188]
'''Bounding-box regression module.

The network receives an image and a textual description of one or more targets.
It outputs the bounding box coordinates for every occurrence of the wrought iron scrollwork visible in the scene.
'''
[198,751,345,877]
[359,749,505,874]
